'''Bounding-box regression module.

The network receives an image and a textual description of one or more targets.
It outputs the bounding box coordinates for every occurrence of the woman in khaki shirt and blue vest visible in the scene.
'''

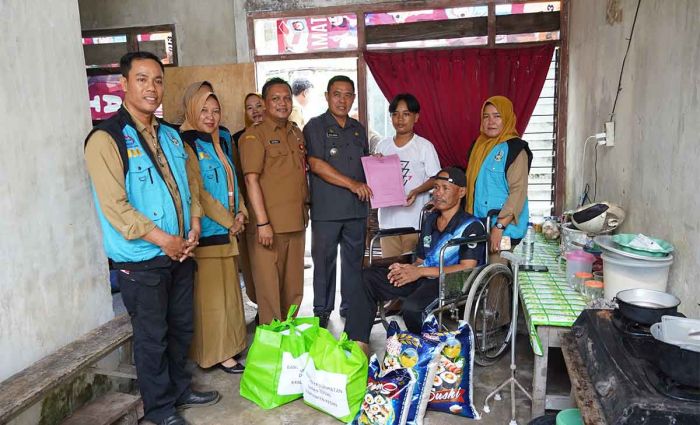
[180,82,248,373]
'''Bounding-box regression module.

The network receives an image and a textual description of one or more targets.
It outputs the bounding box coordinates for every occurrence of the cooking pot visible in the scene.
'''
[651,322,700,388]
[615,288,680,325]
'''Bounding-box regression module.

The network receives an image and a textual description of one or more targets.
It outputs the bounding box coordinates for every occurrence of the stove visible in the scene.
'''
[571,309,700,425]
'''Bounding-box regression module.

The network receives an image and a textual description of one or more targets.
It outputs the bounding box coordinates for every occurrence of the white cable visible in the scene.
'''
[579,135,596,205]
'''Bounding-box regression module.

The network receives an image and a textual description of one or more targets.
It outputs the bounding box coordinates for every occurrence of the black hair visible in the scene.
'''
[389,93,421,114]
[119,51,164,77]
[291,78,313,96]
[326,75,355,93]
[262,77,292,99]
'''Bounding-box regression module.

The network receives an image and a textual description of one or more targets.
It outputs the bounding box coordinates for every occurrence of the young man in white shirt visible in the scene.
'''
[374,93,441,257]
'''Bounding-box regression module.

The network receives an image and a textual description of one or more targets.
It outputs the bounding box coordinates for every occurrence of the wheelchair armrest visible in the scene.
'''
[444,235,488,248]
[375,227,419,237]
[486,209,502,218]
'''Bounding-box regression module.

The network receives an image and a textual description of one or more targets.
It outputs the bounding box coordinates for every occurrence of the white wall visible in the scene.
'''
[567,0,700,316]
[79,0,238,66]
[0,0,113,381]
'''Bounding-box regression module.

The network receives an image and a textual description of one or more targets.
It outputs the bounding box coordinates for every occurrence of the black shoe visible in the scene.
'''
[316,313,330,328]
[175,390,221,410]
[159,413,189,425]
[218,362,245,374]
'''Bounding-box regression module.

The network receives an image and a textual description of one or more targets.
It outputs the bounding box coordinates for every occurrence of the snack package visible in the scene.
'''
[421,315,480,419]
[352,355,415,425]
[383,321,443,425]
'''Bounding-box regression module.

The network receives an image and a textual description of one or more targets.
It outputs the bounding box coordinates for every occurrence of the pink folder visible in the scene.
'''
[361,154,406,209]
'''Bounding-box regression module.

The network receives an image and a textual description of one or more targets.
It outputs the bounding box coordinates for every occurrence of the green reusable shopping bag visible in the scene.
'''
[240,305,319,409]
[301,328,369,422]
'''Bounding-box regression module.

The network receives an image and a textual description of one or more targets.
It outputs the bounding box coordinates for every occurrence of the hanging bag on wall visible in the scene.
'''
[240,305,319,409]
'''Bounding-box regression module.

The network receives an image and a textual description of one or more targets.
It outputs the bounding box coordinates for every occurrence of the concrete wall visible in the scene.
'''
[567,0,699,316]
[0,0,113,382]
[78,0,238,66]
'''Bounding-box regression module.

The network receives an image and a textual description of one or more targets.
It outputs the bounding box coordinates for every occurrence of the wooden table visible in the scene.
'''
[518,236,588,418]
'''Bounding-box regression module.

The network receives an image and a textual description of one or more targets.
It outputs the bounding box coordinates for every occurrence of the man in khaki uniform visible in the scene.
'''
[84,52,219,425]
[239,77,309,324]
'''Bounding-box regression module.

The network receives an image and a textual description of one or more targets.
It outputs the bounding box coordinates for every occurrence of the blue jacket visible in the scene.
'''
[471,138,532,240]
[181,128,239,246]
[85,107,192,263]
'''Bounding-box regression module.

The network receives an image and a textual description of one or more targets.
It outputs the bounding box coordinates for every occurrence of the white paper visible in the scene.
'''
[277,352,308,395]
[629,233,663,251]
[301,358,350,418]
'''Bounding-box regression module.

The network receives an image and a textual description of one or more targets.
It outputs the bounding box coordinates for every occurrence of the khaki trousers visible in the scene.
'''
[247,230,305,324]
[238,230,257,303]
[380,233,419,258]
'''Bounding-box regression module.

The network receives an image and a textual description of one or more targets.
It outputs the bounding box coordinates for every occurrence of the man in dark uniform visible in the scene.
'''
[304,75,372,327]
[84,52,219,425]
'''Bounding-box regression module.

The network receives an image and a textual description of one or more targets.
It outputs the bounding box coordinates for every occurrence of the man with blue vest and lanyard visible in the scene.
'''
[344,167,486,353]
[84,52,219,425]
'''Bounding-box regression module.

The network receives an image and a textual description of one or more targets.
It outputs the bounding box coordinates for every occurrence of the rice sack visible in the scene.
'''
[383,321,443,425]
[353,355,415,425]
[421,315,480,419]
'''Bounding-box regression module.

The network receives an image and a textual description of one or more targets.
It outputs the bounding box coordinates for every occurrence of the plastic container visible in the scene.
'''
[560,223,593,256]
[565,250,596,289]
[556,408,583,425]
[574,272,593,293]
[593,271,604,283]
[584,280,604,301]
[601,252,674,300]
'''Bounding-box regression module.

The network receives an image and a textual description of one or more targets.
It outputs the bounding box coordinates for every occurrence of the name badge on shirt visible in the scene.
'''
[269,140,281,145]
[326,130,339,139]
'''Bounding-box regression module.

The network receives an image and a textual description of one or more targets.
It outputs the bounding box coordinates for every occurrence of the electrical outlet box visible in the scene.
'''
[605,121,615,147]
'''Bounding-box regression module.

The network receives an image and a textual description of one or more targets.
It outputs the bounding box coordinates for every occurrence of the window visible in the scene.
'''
[250,1,566,214]
[524,48,559,217]
[81,25,177,121]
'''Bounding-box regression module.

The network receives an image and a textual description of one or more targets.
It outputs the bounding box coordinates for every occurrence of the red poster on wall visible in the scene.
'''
[87,74,162,121]
[88,75,124,121]
[275,15,357,54]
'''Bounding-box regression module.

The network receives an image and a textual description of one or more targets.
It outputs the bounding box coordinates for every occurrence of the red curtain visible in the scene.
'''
[365,45,555,167]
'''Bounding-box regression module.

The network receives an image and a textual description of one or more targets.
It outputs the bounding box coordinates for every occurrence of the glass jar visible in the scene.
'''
[584,280,604,301]
[574,272,593,293]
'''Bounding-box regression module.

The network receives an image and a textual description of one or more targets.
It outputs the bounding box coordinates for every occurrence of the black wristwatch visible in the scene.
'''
[495,222,506,230]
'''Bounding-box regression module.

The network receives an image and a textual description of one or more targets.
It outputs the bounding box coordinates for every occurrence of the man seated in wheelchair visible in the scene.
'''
[345,167,486,351]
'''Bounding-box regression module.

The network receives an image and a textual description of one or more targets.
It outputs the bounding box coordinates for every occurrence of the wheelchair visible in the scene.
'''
[367,207,514,366]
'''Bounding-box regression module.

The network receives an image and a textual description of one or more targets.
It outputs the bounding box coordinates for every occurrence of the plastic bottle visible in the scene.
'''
[524,222,535,263]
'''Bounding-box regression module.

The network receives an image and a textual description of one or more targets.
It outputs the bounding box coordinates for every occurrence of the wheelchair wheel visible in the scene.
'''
[463,263,513,366]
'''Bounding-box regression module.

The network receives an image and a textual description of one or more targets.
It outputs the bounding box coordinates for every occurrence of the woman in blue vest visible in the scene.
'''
[465,96,533,327]
[466,95,532,254]
[180,82,248,374]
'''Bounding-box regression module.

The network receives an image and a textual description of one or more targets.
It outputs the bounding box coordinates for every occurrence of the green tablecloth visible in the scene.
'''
[518,234,587,356]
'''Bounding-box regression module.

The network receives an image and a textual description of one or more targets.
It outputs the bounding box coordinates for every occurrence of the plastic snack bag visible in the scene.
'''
[421,315,480,419]
[383,321,443,425]
[352,355,415,425]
